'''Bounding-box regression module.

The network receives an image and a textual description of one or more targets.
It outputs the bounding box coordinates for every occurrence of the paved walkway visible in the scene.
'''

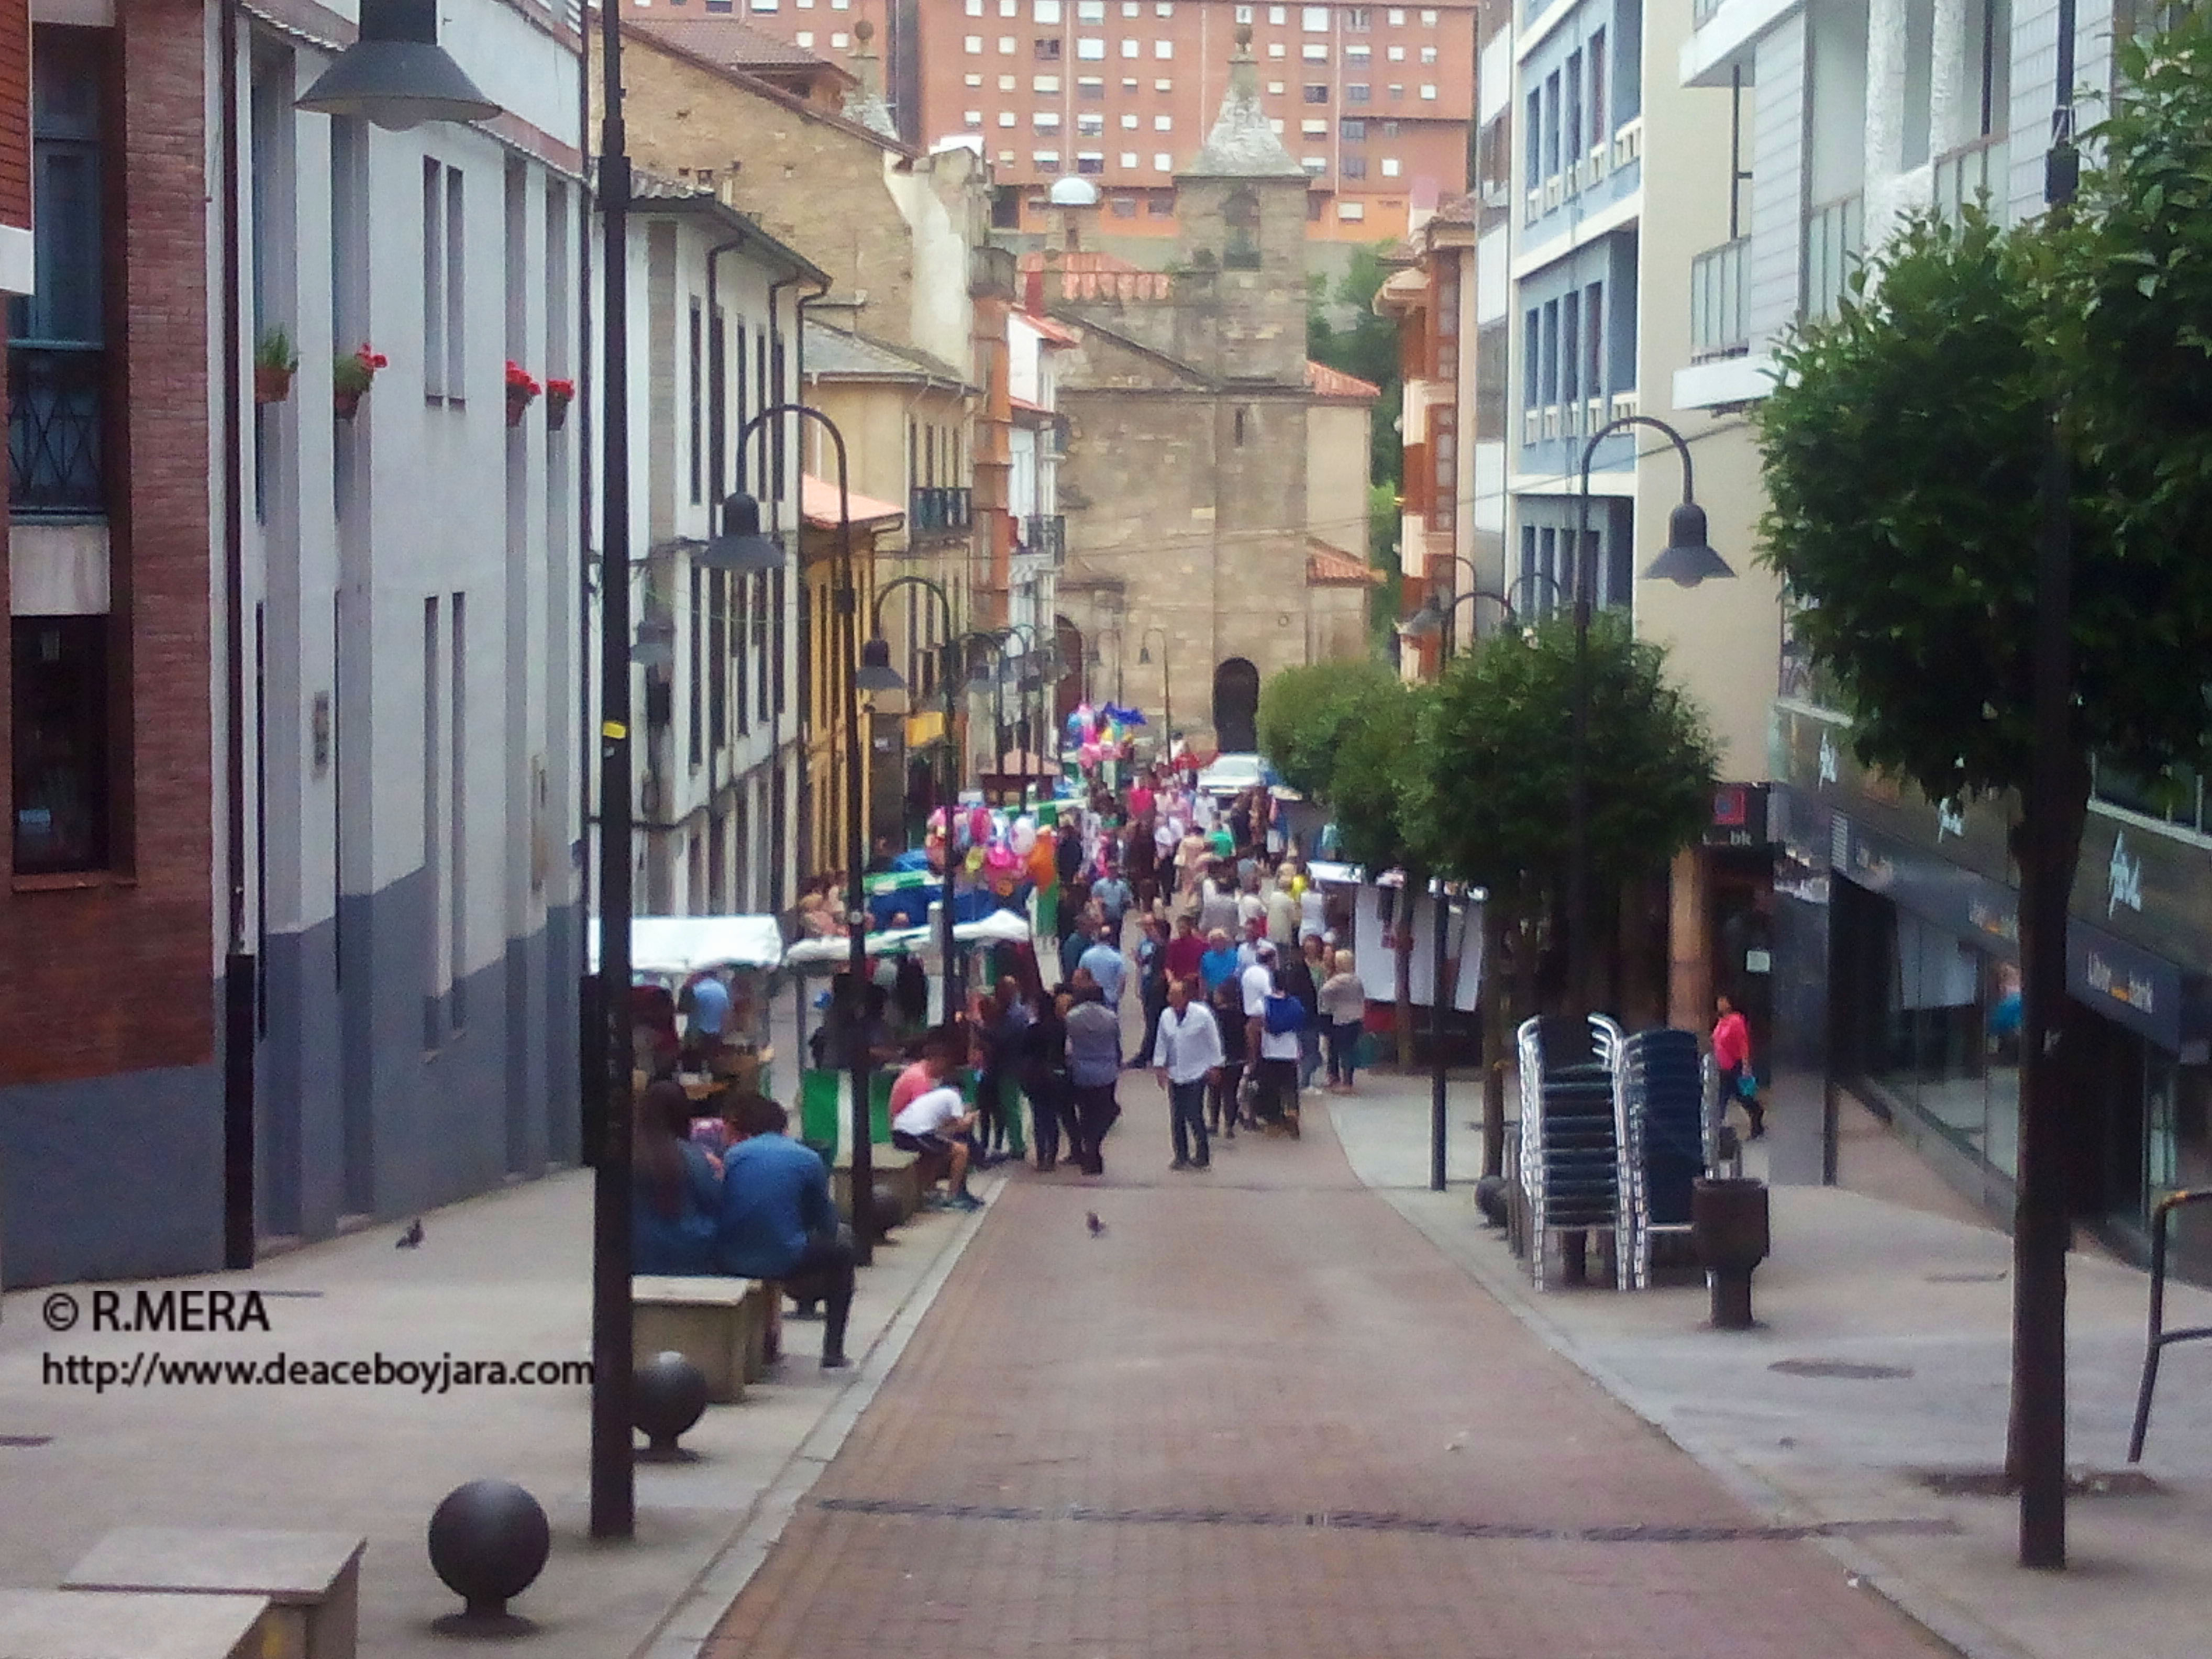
[704,1080,1945,1658]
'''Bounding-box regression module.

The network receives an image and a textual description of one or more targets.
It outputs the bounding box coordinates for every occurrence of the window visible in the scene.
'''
[1000,35,1017,51]
[1078,111,1104,133]
[829,29,848,43]
[688,299,703,505]
[1148,192,1175,214]
[1269,41,1287,57]
[1565,50,1583,159]
[1078,74,1105,93]
[1561,295,1579,405]
[1301,4,1327,27]
[1078,34,1105,55]
[1301,154,1326,174]
[1155,1,1173,13]
[1270,116,1286,132]
[1543,71,1561,174]
[1001,0,1017,12]
[1154,151,1173,170]
[1154,37,1173,56]
[1302,42,1328,59]
[1345,81,1369,102]
[1077,151,1105,173]
[1155,76,1172,89]
[1034,72,1061,89]
[965,109,984,126]
[967,0,983,11]
[1522,308,1539,410]
[1268,80,1286,93]
[1034,149,1061,169]
[1235,2,1253,18]
[1122,0,1137,10]
[1387,5,1403,20]
[1033,0,1060,17]
[1340,200,1365,220]
[1589,28,1607,140]
[1112,194,1138,215]
[1000,72,1017,87]
[1381,118,1398,137]
[1387,43,1404,60]
[1120,149,1139,165]
[1036,38,1062,60]
[1301,117,1327,134]
[794,30,814,45]
[1121,111,1139,127]
[1347,5,1370,25]
[1379,155,1400,175]
[1302,82,1329,102]
[11,616,110,874]
[1419,45,1436,63]
[422,161,445,396]
[1122,75,1140,89]
[1341,154,1366,177]
[1269,4,1287,20]
[1340,116,1365,139]
[967,71,985,84]
[1420,6,1435,20]
[999,110,1017,126]
[1122,37,1139,54]
[1154,112,1173,129]
[1078,0,1104,14]
[1585,282,1605,394]
[1541,300,1559,404]
[1420,82,1436,99]
[966,32,984,49]
[1346,43,1369,63]
[11,27,109,520]
[1034,110,1061,129]
[688,563,704,769]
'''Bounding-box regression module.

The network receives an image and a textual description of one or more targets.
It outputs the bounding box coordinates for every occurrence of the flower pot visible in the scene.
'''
[505,391,533,428]
[334,388,364,421]
[255,364,294,405]
[545,395,571,433]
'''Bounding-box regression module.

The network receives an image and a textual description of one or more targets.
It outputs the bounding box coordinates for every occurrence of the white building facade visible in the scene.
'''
[1007,306,1072,760]
[238,0,588,1241]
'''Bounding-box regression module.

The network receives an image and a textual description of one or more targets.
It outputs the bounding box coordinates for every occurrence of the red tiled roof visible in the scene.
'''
[1306,361,1382,401]
[1306,541,1382,586]
[1016,249,1145,273]
[1022,313,1083,346]
[802,474,904,529]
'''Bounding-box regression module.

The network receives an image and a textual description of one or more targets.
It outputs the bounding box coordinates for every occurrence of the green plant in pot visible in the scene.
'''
[255,325,298,404]
[333,344,387,421]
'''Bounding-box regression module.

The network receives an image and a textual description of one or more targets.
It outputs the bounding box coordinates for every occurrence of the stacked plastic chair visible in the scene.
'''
[1619,1028,1707,1290]
[1516,1013,1634,1289]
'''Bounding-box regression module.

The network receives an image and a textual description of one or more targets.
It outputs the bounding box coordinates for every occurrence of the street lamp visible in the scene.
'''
[1567,415,1730,1019]
[1137,626,1171,754]
[296,0,501,129]
[860,573,960,1014]
[700,490,788,574]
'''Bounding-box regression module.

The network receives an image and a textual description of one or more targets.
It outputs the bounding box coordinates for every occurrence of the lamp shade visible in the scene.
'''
[1137,642,1152,665]
[296,0,501,129]
[854,637,905,693]
[632,614,676,668]
[700,492,787,573]
[1642,501,1735,588]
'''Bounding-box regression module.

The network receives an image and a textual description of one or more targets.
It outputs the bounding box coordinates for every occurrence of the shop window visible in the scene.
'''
[11,615,112,875]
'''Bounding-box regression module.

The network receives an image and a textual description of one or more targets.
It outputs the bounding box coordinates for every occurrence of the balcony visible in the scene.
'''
[8,343,105,518]
[1933,133,2008,226]
[1021,512,1065,565]
[1802,192,1864,323]
[1689,236,1750,362]
[909,485,972,540]
[1693,0,1723,21]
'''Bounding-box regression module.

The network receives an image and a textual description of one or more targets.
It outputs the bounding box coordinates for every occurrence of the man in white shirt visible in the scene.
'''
[891,1083,981,1211]
[1152,974,1223,1170]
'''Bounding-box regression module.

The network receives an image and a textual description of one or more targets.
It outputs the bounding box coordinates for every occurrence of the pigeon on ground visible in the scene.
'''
[395,1219,425,1249]
[1086,1212,1105,1237]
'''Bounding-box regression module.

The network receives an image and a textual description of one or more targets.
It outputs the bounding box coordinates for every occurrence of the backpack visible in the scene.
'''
[1263,992,1307,1036]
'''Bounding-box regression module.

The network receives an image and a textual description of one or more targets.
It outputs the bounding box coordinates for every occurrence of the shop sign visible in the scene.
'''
[2067,927,2210,1056]
[1703,783,1770,848]
[2108,833,2144,918]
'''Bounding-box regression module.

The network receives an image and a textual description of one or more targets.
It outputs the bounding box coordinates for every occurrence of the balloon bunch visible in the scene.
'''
[924,802,1053,905]
[1065,700,1147,779]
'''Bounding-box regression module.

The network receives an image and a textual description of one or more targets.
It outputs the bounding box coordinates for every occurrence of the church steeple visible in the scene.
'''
[1183,23,1306,179]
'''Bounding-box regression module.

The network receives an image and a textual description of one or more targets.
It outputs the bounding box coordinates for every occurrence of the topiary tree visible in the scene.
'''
[1408,616,1717,1030]
[1256,658,1399,798]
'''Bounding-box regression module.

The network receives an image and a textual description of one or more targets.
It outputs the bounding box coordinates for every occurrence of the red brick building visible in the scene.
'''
[623,0,1475,243]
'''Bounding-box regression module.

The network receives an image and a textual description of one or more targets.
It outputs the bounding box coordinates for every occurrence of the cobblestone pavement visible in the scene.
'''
[706,1083,1948,1658]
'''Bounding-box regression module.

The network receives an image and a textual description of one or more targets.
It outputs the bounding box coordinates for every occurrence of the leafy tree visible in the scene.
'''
[1408,617,1717,1019]
[1329,676,1436,1063]
[1308,243,1403,489]
[1256,658,1398,796]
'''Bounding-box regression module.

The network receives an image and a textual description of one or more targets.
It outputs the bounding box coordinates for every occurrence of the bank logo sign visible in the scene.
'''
[2108,832,2145,918]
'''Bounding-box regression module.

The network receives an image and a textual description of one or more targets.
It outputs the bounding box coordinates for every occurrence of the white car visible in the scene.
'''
[1195,753,1275,798]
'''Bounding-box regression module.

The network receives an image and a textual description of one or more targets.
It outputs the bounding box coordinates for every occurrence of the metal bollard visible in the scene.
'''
[1691,1176,1770,1330]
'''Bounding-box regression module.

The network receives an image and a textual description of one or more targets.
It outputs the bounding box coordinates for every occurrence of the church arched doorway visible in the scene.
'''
[1211,657,1260,754]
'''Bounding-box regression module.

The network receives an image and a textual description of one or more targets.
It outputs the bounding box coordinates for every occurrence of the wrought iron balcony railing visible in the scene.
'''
[9,342,105,517]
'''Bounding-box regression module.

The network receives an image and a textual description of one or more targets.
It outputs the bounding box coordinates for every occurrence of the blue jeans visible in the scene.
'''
[1168,1079,1210,1165]
[1298,1026,1323,1090]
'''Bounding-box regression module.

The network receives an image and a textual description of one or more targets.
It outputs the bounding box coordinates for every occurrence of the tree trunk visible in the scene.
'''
[1393,868,1421,1069]
[1481,903,1512,1178]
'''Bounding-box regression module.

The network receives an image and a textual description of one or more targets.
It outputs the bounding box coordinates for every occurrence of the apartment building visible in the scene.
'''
[624,0,1477,244]
[1673,1,2212,1264]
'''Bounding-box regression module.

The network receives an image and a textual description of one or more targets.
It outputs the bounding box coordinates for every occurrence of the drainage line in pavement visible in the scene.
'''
[813,1496,1959,1545]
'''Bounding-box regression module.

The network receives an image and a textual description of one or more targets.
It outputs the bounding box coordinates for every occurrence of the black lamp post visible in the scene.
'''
[296,0,501,128]
[716,403,877,1268]
[1567,415,1730,1018]
[1137,626,1171,754]
[860,573,960,1020]
[960,630,1014,784]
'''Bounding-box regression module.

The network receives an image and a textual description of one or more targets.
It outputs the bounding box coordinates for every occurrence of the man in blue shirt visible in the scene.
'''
[717,1092,856,1369]
[682,970,732,1068]
[1077,924,1128,1009]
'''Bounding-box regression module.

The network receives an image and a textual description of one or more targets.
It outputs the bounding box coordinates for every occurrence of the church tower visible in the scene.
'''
[1173,24,1312,386]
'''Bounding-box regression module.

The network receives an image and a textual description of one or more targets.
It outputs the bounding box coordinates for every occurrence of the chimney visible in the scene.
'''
[841,18,898,139]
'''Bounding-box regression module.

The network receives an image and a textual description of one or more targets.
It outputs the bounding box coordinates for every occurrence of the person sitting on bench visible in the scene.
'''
[891,1081,982,1211]
[716,1091,856,1369]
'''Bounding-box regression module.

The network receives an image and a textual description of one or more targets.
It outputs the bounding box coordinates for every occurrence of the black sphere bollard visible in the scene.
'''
[870,1181,903,1236]
[1473,1175,1510,1229]
[426,1479,550,1633]
[633,1351,710,1458]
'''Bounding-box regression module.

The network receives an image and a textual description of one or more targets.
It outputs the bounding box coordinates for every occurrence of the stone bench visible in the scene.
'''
[0,1589,274,1659]
[61,1528,363,1659]
[633,1275,772,1402]
[830,1147,923,1223]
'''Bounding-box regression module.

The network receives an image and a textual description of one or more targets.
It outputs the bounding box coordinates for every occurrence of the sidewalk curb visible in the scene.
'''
[1367,1182,2040,1659]
[633,1184,999,1659]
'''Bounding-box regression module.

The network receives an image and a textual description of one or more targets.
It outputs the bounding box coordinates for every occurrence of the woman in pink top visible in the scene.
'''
[1711,993,1764,1140]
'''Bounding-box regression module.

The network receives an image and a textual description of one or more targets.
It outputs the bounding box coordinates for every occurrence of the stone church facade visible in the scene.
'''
[1030,27,1379,757]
